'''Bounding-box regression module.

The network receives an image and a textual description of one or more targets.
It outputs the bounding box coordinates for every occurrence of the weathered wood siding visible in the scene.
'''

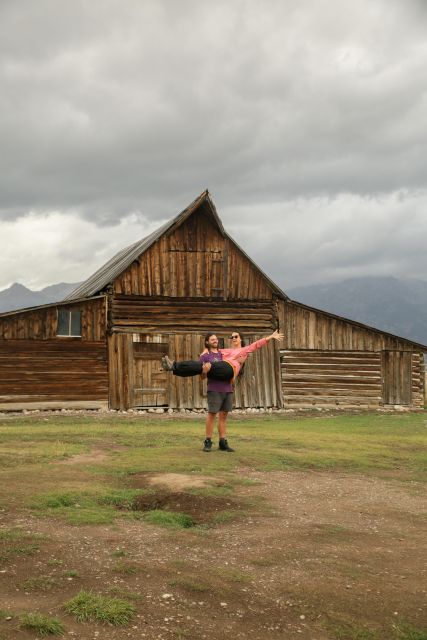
[409,353,425,408]
[0,339,108,404]
[234,336,281,409]
[110,297,276,334]
[114,205,273,301]
[108,333,133,411]
[280,350,425,408]
[281,350,383,407]
[278,300,416,352]
[108,331,281,410]
[382,351,412,405]
[0,298,106,341]
[0,298,108,407]
[278,301,425,408]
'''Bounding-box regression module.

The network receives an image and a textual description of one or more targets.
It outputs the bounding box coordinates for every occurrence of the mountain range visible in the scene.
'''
[0,276,426,347]
[0,282,81,314]
[287,276,427,347]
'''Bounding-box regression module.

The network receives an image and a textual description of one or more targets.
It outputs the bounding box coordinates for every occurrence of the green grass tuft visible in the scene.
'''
[108,586,144,600]
[112,560,139,575]
[211,510,238,525]
[169,577,210,592]
[212,567,252,583]
[36,493,78,508]
[325,618,379,639]
[97,489,142,509]
[394,623,427,640]
[143,509,194,529]
[22,576,57,591]
[19,612,64,636]
[63,570,79,578]
[0,528,41,561]
[64,507,114,525]
[47,558,63,566]
[63,590,135,625]
[30,489,145,526]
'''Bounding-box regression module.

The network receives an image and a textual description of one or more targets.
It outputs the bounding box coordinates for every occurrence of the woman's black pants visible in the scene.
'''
[172,360,234,382]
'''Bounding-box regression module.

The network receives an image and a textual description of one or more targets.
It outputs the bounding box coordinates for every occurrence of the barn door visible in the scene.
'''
[132,336,169,407]
[382,351,412,405]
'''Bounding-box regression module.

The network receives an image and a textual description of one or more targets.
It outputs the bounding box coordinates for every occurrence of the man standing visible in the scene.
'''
[200,333,234,452]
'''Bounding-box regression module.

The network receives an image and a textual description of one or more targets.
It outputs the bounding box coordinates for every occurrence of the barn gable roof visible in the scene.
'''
[64,190,287,301]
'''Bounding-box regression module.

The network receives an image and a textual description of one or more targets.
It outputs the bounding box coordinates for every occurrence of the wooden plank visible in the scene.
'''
[0,337,108,405]
[281,348,383,407]
[382,350,412,405]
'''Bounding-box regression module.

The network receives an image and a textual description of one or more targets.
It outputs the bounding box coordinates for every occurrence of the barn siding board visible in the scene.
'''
[0,298,106,342]
[110,297,276,334]
[0,339,107,404]
[232,335,279,409]
[278,300,422,353]
[113,208,273,301]
[132,334,169,407]
[281,348,425,408]
[382,351,414,406]
[281,350,383,408]
[108,333,119,409]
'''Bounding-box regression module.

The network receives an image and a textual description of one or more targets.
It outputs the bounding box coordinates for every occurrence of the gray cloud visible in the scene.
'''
[0,0,426,288]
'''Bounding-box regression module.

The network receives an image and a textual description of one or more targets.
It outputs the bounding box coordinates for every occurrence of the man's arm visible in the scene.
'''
[199,353,210,379]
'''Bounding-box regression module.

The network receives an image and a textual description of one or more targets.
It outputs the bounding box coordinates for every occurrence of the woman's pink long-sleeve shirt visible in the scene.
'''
[219,338,268,377]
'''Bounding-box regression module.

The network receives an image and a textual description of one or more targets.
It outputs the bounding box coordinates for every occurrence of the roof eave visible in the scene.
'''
[0,295,106,319]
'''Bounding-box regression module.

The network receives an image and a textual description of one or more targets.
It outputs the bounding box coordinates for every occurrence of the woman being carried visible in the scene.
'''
[161,330,283,382]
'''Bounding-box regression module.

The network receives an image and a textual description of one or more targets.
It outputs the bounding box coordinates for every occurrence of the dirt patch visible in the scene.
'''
[58,450,109,465]
[58,444,126,465]
[1,470,426,640]
[133,472,223,492]
[131,490,240,525]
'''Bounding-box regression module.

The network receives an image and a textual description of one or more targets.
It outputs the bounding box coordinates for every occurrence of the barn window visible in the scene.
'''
[57,309,82,337]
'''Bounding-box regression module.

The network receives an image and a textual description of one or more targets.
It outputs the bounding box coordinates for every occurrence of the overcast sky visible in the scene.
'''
[1,0,426,292]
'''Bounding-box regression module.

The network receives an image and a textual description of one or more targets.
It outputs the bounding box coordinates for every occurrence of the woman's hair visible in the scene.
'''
[204,332,217,349]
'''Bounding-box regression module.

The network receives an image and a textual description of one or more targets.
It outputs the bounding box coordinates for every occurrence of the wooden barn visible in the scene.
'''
[0,190,425,411]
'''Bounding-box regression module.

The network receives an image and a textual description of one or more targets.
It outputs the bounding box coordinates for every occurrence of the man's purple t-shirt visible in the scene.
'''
[199,351,233,393]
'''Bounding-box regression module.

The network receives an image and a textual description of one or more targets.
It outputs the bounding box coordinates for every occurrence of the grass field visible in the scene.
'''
[0,411,426,639]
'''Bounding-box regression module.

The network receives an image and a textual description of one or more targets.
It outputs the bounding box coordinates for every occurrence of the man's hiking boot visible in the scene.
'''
[161,355,174,371]
[218,438,234,452]
[203,438,212,452]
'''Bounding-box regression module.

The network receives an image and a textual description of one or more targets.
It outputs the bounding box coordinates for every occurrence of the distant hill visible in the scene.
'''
[0,282,81,314]
[288,276,427,347]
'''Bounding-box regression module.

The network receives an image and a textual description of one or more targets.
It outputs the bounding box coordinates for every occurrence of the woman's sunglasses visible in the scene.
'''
[229,334,240,339]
